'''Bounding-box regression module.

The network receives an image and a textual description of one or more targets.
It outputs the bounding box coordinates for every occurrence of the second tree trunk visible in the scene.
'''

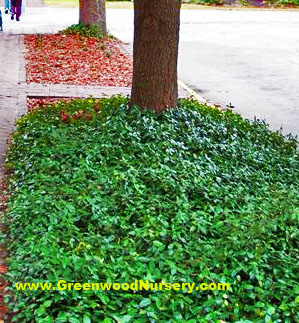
[79,0,106,34]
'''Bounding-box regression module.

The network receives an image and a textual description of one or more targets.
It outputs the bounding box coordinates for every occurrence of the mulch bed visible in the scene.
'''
[27,97,80,111]
[25,35,133,87]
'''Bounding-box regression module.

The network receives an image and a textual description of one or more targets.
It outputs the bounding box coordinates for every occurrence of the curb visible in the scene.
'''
[177,79,207,104]
[178,80,234,113]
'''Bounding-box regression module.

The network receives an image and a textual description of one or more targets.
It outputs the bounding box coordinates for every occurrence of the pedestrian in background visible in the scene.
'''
[4,0,11,14]
[11,0,22,21]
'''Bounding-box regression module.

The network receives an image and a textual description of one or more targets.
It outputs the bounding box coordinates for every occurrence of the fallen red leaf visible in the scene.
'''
[25,35,133,87]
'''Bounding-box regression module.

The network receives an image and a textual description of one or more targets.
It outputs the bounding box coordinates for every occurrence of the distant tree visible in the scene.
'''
[79,0,107,34]
[130,0,181,112]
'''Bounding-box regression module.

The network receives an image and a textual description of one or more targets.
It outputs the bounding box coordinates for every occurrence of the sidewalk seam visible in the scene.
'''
[18,35,26,85]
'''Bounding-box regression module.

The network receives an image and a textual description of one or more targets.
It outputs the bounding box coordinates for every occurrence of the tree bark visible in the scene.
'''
[130,0,181,112]
[79,0,106,34]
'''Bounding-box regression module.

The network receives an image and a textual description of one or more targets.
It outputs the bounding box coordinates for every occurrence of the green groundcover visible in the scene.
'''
[3,97,298,322]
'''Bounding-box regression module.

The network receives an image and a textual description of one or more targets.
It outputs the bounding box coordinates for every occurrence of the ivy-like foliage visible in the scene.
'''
[3,97,298,322]
[60,24,109,39]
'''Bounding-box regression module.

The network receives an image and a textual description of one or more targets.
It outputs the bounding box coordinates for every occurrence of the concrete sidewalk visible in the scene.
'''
[0,34,25,182]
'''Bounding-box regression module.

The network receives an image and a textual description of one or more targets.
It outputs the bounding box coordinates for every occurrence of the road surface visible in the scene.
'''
[107,8,299,136]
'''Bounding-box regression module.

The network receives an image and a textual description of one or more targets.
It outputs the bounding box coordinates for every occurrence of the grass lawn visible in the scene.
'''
[4,97,298,322]
[43,0,299,10]
[43,0,79,7]
[43,0,133,8]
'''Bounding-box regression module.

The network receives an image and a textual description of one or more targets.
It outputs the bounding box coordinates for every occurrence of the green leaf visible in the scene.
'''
[83,314,91,323]
[139,298,151,308]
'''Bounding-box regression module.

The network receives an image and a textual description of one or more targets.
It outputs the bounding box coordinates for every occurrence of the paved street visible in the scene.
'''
[107,9,299,136]
[1,7,298,135]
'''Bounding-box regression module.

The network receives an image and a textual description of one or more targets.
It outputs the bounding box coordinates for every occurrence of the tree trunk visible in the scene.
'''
[79,0,106,34]
[130,0,181,112]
